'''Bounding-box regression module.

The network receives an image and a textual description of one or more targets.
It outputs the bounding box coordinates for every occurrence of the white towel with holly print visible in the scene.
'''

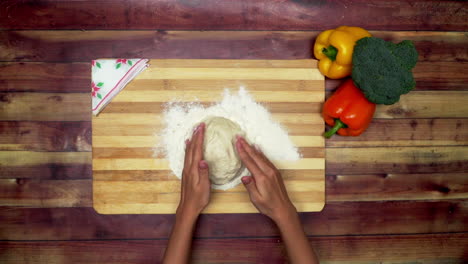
[91,58,149,115]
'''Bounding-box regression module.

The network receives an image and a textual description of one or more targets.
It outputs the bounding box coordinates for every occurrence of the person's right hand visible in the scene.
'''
[235,136,297,223]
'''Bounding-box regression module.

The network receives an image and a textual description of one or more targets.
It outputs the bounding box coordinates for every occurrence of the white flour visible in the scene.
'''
[156,87,300,190]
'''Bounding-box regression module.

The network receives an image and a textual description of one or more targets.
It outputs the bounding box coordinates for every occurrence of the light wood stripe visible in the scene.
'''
[94,179,322,194]
[93,201,325,214]
[137,67,323,80]
[92,135,324,148]
[92,169,325,181]
[126,79,324,91]
[93,158,324,170]
[113,90,324,102]
[94,189,324,204]
[0,151,90,166]
[93,113,323,125]
[147,59,319,68]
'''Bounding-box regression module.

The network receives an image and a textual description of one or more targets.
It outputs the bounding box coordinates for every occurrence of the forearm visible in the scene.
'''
[275,211,319,264]
[162,210,198,264]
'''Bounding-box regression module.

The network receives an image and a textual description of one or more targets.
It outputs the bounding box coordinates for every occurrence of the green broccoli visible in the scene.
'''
[352,37,418,105]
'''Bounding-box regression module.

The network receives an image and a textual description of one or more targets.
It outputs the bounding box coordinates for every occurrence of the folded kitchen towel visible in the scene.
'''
[91,58,149,115]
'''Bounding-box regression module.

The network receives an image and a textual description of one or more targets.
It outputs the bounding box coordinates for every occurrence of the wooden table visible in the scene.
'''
[1,1,467,263]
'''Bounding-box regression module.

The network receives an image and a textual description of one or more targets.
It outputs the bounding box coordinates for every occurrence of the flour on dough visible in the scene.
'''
[199,116,246,186]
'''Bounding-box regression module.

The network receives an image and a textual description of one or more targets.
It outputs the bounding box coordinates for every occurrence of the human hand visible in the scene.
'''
[235,136,297,223]
[177,122,211,218]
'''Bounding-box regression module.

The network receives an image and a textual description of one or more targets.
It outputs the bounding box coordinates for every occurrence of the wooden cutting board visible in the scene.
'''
[92,59,325,214]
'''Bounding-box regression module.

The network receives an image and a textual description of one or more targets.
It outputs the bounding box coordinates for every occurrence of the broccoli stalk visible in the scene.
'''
[352,37,418,105]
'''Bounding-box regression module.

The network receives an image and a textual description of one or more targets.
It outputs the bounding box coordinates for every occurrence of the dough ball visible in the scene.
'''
[200,116,245,185]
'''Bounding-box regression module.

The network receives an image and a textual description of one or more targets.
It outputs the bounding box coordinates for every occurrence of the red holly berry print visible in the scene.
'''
[92,81,103,99]
[92,60,101,69]
[116,59,133,69]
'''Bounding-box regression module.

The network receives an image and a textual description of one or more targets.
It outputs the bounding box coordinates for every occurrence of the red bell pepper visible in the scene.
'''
[323,79,376,138]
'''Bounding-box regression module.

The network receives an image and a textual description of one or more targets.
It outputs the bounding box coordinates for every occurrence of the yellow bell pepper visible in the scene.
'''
[314,26,371,79]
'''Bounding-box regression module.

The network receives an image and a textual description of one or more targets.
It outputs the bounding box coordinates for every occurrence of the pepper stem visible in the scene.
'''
[324,119,346,138]
[322,45,338,61]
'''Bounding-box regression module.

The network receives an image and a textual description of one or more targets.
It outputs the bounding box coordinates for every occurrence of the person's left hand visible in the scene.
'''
[177,122,211,217]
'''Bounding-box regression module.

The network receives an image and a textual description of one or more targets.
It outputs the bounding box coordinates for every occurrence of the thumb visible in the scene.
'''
[198,160,210,182]
[241,175,260,197]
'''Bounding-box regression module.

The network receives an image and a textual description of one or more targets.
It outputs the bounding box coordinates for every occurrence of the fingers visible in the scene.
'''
[236,136,263,177]
[237,137,274,174]
[198,160,210,184]
[241,175,260,199]
[184,123,204,170]
[192,123,205,165]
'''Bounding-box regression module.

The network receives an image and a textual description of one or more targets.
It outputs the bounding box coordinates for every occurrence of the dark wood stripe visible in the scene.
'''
[0,0,466,31]
[0,93,90,121]
[0,31,465,62]
[0,179,91,207]
[326,173,468,202]
[0,233,466,263]
[0,200,466,239]
[0,121,91,151]
[0,62,90,93]
[326,146,468,174]
[0,164,92,180]
[326,119,468,147]
[102,102,321,114]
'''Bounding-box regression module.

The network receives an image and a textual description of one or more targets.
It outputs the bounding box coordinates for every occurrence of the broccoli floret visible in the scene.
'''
[352,37,418,105]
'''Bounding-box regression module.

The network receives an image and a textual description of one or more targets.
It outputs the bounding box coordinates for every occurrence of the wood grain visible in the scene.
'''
[327,146,468,174]
[3,61,467,93]
[0,31,465,62]
[326,173,468,201]
[0,179,91,207]
[1,0,466,31]
[326,119,468,147]
[2,145,465,180]
[1,233,466,263]
[0,121,91,151]
[92,59,325,214]
[3,172,466,209]
[0,93,90,121]
[2,91,467,122]
[0,2,466,262]
[0,118,464,154]
[0,62,90,93]
[1,200,466,240]
[0,151,91,179]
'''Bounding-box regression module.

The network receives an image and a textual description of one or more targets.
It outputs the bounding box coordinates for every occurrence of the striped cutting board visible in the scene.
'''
[92,59,325,214]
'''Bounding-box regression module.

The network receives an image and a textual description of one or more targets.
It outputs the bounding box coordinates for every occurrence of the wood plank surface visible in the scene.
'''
[0,121,91,151]
[0,5,467,262]
[2,233,467,263]
[1,31,466,62]
[92,59,325,214]
[1,0,466,31]
[1,200,466,240]
[2,172,467,209]
[2,91,467,121]
[3,61,467,92]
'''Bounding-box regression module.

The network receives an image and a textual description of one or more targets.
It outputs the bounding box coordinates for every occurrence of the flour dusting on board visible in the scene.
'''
[156,87,300,190]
